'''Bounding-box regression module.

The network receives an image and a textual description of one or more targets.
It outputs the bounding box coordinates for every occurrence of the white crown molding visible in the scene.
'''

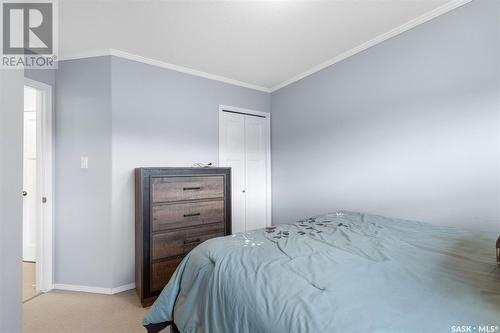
[58,48,271,93]
[270,0,472,92]
[57,50,110,62]
[54,283,135,295]
[109,49,270,92]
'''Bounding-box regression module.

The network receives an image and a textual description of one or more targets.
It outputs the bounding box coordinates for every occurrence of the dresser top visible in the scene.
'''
[136,167,231,170]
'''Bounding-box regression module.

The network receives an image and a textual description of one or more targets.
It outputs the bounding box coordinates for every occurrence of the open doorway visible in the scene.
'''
[23,85,38,301]
[22,78,54,303]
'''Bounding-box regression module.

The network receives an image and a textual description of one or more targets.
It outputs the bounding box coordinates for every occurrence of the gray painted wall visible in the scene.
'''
[270,0,500,231]
[0,69,24,333]
[55,57,113,287]
[24,69,56,87]
[110,56,270,286]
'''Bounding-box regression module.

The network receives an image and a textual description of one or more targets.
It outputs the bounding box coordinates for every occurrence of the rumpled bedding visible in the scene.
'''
[144,211,500,333]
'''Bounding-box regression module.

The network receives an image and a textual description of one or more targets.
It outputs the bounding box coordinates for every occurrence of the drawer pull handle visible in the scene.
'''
[183,186,201,191]
[184,238,201,245]
[184,213,201,218]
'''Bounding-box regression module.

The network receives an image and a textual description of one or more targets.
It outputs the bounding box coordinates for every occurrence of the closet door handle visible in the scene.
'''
[184,238,201,245]
[183,187,201,191]
[184,213,201,218]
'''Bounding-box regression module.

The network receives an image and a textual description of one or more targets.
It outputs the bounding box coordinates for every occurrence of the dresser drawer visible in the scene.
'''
[152,199,224,232]
[151,257,184,292]
[152,223,225,260]
[151,176,224,203]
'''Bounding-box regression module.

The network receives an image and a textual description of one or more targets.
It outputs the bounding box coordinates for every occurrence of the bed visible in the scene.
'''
[143,211,500,333]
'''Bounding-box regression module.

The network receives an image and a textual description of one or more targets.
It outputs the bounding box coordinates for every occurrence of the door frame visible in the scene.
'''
[218,105,272,227]
[24,78,54,293]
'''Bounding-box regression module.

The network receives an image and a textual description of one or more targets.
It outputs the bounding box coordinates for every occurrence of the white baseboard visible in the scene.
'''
[53,283,135,295]
[111,283,136,294]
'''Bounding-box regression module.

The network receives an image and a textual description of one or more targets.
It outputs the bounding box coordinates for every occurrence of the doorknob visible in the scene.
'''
[242,190,246,193]
[22,191,27,197]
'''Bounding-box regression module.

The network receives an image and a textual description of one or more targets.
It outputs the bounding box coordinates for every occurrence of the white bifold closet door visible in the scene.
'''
[219,111,268,234]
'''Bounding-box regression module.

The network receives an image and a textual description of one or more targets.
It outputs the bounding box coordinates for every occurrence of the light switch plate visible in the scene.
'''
[81,156,88,169]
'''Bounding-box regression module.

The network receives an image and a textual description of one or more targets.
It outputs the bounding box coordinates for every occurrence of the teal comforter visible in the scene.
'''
[144,211,500,333]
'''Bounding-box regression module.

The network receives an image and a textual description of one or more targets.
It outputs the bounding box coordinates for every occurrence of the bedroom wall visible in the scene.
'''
[31,55,269,290]
[270,0,500,231]
[110,55,270,287]
[24,68,56,87]
[54,57,113,288]
[0,69,24,333]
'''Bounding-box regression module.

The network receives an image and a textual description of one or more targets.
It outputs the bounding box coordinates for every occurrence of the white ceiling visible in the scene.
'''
[59,0,466,91]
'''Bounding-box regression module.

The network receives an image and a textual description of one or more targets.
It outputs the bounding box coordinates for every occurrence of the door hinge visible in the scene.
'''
[42,197,47,203]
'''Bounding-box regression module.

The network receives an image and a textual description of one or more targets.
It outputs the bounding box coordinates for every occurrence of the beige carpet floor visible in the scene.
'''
[23,262,40,302]
[23,289,170,333]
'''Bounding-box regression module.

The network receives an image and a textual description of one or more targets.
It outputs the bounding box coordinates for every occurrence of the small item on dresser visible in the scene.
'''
[192,162,213,168]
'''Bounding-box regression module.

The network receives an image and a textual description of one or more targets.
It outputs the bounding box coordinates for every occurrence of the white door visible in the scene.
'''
[219,109,268,233]
[23,86,38,262]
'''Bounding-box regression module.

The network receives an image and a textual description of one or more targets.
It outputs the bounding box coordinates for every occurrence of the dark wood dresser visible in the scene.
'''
[135,168,231,306]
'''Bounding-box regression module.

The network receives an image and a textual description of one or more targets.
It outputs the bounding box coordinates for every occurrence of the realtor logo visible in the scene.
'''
[3,2,52,54]
[1,0,58,68]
